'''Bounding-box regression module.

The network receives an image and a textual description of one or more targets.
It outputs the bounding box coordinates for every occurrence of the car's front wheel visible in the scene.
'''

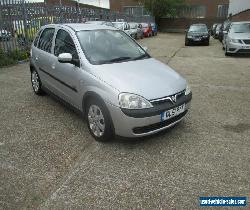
[86,98,114,142]
[31,70,44,95]
[225,45,231,56]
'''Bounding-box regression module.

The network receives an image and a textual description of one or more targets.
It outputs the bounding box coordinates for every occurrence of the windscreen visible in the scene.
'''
[231,23,250,33]
[189,25,208,33]
[77,30,149,65]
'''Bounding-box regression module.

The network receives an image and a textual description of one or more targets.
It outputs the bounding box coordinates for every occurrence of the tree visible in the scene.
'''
[140,0,185,19]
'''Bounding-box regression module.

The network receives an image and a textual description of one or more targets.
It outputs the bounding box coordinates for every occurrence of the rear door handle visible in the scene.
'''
[51,64,55,70]
[35,56,38,61]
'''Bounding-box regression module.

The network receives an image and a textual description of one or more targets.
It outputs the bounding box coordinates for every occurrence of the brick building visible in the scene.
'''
[110,0,230,31]
[110,0,149,16]
[110,0,229,18]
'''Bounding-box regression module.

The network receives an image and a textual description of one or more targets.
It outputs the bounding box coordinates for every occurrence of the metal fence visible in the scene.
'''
[0,0,154,52]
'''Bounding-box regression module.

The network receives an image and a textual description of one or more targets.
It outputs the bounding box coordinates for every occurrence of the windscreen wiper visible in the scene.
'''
[133,54,149,61]
[104,56,132,63]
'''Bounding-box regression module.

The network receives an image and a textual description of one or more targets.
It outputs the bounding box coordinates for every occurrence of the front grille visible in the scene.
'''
[237,49,250,53]
[243,40,250,45]
[150,91,185,106]
[133,110,188,134]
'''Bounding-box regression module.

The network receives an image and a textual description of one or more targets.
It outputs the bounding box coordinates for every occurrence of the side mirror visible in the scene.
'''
[58,53,80,67]
[143,46,148,52]
[185,29,188,33]
[223,30,228,35]
[58,53,72,63]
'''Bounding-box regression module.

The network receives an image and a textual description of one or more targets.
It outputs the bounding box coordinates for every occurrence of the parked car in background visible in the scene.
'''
[141,23,152,37]
[211,23,218,36]
[113,22,132,37]
[0,29,11,41]
[223,21,250,56]
[218,20,231,42]
[30,23,192,141]
[185,24,210,46]
[128,22,139,39]
[151,23,158,36]
[214,23,222,39]
[85,21,114,27]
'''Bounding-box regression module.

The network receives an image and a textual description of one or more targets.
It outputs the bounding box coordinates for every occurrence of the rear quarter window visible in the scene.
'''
[33,29,42,47]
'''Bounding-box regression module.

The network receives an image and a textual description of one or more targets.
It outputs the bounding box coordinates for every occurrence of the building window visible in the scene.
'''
[123,6,144,16]
[179,5,206,18]
[217,5,228,18]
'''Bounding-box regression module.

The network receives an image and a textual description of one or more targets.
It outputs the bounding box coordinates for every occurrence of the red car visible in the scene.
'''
[142,23,153,37]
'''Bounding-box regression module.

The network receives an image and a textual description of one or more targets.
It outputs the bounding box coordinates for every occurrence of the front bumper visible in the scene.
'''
[187,37,209,43]
[227,42,250,54]
[106,93,192,138]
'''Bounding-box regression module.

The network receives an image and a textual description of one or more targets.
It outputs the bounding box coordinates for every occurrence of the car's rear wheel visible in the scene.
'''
[86,98,114,142]
[185,39,189,46]
[31,70,44,95]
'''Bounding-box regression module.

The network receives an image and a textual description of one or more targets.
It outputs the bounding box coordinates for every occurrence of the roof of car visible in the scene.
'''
[43,23,117,31]
[231,21,250,24]
[190,24,207,26]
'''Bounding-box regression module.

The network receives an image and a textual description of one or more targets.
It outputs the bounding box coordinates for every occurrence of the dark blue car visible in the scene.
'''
[151,23,158,36]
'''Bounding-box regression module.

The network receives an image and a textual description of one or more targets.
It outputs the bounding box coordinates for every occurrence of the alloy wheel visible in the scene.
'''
[88,105,105,138]
[31,71,40,92]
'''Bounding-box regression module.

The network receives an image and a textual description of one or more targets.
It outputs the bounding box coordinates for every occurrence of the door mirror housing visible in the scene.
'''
[143,46,148,52]
[58,53,80,67]
[223,30,228,35]
[58,53,72,63]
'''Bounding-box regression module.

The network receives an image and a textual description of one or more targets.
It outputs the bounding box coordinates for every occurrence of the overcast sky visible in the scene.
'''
[15,0,110,8]
[79,0,109,8]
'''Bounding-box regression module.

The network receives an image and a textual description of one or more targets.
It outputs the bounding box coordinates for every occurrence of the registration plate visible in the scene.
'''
[194,38,201,41]
[243,46,250,49]
[161,104,186,121]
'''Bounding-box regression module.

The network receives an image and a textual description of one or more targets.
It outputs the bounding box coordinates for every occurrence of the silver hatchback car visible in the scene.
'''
[30,24,192,141]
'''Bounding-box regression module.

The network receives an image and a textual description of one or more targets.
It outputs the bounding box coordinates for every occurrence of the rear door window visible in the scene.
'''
[38,28,55,53]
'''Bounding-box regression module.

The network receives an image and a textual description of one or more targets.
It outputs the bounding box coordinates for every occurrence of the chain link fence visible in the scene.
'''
[0,0,154,52]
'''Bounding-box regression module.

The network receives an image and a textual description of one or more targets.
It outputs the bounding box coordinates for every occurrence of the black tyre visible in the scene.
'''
[185,39,189,46]
[31,70,45,95]
[86,98,114,142]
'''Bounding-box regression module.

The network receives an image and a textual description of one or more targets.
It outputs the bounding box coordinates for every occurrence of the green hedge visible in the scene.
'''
[0,48,29,68]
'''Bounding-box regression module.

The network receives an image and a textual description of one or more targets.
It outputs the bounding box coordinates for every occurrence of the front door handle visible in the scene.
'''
[51,64,55,70]
[35,56,38,61]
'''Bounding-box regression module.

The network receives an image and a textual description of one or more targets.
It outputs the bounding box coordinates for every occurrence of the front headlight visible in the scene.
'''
[119,93,153,109]
[185,84,191,95]
[230,39,240,43]
[187,35,192,39]
[203,35,208,38]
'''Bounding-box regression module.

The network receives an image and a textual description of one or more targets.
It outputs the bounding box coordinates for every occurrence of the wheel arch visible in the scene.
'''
[82,91,106,117]
[82,91,115,135]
